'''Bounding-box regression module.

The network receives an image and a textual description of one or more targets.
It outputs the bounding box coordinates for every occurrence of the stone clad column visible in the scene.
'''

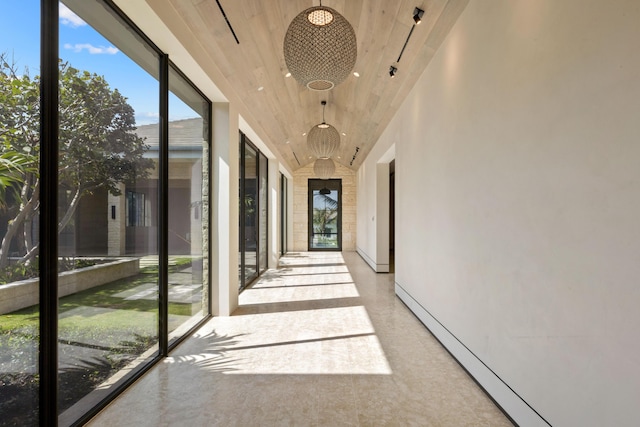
[107,183,126,256]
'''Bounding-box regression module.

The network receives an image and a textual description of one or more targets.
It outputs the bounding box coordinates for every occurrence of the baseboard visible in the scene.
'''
[356,247,389,273]
[395,282,551,427]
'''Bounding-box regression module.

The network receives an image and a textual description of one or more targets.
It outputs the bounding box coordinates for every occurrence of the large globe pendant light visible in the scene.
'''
[283,2,357,91]
[307,101,340,158]
[314,158,336,180]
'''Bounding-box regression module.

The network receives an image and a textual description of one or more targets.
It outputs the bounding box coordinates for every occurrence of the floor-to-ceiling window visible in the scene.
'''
[308,179,342,251]
[238,133,267,290]
[258,153,268,272]
[0,1,212,424]
[0,1,41,424]
[56,3,161,422]
[167,64,210,343]
[168,62,210,339]
[280,174,288,256]
[240,138,258,286]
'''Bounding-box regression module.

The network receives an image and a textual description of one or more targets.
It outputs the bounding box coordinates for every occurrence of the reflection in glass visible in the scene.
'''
[238,135,270,290]
[258,154,268,273]
[280,174,288,256]
[311,189,339,248]
[0,1,40,423]
[243,144,258,285]
[57,2,159,422]
[309,179,341,250]
[167,64,210,343]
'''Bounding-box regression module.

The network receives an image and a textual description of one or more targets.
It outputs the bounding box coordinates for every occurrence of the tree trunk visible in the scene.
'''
[0,179,38,269]
[58,186,81,234]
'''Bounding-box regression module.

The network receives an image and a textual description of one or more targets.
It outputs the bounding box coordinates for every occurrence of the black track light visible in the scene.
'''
[389,65,397,78]
[413,7,424,25]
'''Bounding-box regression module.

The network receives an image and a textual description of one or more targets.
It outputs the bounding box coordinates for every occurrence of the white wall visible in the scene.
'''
[357,143,394,272]
[360,1,640,425]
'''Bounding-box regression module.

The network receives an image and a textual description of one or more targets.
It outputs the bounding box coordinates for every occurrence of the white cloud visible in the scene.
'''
[135,112,161,126]
[59,4,86,27]
[64,43,119,55]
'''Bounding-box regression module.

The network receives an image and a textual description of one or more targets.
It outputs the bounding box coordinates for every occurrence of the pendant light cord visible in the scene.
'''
[321,100,326,124]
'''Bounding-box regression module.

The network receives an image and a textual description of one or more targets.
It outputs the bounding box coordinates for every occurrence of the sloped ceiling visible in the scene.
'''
[149,0,468,171]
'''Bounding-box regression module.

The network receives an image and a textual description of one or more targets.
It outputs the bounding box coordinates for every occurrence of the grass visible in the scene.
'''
[0,257,197,333]
[1,256,204,420]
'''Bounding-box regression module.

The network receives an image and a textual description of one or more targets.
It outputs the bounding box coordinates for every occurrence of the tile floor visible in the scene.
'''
[88,251,513,426]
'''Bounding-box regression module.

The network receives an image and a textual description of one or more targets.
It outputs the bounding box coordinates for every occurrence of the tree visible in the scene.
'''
[313,191,338,236]
[0,55,153,270]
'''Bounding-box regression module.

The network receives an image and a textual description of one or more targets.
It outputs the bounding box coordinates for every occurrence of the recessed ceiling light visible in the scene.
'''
[285,140,290,144]
[257,86,264,91]
[302,132,307,136]
[285,72,291,77]
[353,72,360,77]
[341,132,346,136]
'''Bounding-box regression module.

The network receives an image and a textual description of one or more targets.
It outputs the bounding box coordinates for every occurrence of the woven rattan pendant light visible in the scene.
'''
[283,2,357,91]
[307,101,340,159]
[313,158,336,179]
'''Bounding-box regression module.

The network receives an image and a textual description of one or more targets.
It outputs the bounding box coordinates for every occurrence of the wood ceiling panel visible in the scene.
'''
[160,0,468,171]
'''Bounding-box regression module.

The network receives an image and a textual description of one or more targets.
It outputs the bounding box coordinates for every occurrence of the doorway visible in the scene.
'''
[308,179,342,251]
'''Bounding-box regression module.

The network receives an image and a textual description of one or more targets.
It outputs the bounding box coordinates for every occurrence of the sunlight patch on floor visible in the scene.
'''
[240,282,360,305]
[220,305,392,376]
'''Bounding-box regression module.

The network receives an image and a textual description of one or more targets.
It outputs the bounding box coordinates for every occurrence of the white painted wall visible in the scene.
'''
[357,144,393,272]
[360,1,640,425]
[211,102,239,316]
[268,158,279,268]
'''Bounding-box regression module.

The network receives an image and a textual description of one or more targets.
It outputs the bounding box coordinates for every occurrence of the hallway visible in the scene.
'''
[89,252,512,426]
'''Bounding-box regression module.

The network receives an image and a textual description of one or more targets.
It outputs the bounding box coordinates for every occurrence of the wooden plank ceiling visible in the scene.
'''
[162,0,468,171]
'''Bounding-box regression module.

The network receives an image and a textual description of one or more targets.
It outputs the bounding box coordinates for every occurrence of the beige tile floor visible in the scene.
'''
[88,252,513,426]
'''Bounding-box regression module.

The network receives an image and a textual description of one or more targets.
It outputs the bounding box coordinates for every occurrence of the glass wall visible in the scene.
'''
[57,2,161,422]
[280,174,288,256]
[0,1,40,424]
[258,154,268,272]
[238,133,268,290]
[167,64,210,343]
[241,141,258,285]
[1,1,212,424]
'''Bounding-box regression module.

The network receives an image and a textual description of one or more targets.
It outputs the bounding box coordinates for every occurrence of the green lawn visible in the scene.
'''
[0,257,196,334]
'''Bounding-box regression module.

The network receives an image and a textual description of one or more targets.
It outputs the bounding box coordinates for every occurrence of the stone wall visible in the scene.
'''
[0,258,139,314]
[292,162,356,251]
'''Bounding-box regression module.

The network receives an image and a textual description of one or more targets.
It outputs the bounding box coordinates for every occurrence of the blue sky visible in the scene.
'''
[1,1,194,125]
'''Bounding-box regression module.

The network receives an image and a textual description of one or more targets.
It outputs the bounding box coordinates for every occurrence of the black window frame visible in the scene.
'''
[308,178,342,252]
[238,132,268,290]
[35,1,214,425]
